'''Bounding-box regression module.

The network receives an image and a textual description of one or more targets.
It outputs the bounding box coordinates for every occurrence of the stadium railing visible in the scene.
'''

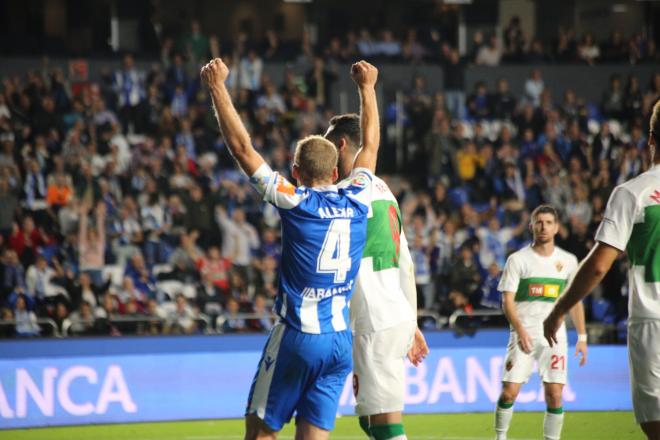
[448,309,507,329]
[215,313,279,333]
[62,314,213,336]
[0,318,60,337]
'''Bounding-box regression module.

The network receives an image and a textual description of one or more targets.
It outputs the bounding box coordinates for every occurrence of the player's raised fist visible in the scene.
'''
[350,60,378,88]
[200,58,229,88]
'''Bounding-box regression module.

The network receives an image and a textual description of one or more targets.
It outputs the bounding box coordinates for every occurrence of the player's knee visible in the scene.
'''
[544,386,563,407]
[500,388,518,404]
[245,415,277,440]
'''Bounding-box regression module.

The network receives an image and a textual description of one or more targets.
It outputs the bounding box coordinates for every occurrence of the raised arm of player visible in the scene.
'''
[200,58,265,176]
[350,61,380,173]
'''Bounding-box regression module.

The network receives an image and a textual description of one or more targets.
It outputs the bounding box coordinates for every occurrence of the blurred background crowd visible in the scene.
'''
[0,0,658,339]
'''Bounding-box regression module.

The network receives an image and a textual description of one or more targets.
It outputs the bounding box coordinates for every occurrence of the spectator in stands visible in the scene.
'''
[179,20,209,64]
[217,206,259,278]
[46,173,73,210]
[125,253,157,300]
[113,54,146,134]
[491,78,517,120]
[476,213,528,268]
[78,202,106,286]
[524,68,544,107]
[14,294,39,337]
[480,262,503,309]
[238,49,263,92]
[603,31,628,63]
[10,216,46,268]
[602,74,625,119]
[443,48,466,119]
[165,293,196,334]
[467,82,490,120]
[402,29,427,64]
[25,255,63,305]
[144,298,166,334]
[196,271,224,321]
[248,294,273,332]
[221,296,246,333]
[476,34,502,66]
[0,307,14,338]
[305,56,337,109]
[0,178,18,239]
[67,300,96,335]
[503,16,525,62]
[184,184,216,247]
[578,32,600,65]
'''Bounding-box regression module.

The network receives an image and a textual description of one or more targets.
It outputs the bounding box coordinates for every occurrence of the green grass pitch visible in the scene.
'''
[0,412,642,440]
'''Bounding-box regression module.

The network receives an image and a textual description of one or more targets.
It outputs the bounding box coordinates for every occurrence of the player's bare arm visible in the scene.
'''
[350,61,380,173]
[567,300,588,366]
[399,231,429,366]
[544,241,621,346]
[200,58,265,176]
[502,291,533,354]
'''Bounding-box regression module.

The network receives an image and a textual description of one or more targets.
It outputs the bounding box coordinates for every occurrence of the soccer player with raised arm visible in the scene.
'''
[544,100,660,440]
[325,114,429,440]
[201,58,380,440]
[495,205,588,440]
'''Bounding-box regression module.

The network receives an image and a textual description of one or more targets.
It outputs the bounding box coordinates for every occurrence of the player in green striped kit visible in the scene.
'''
[495,205,588,440]
[544,100,660,440]
[326,114,429,440]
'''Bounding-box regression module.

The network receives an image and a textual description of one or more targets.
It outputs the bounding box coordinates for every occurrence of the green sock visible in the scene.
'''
[546,406,564,414]
[498,397,514,409]
[359,416,371,437]
[370,423,406,440]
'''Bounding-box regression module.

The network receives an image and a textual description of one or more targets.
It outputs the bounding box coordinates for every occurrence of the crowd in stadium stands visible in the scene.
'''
[0,19,657,338]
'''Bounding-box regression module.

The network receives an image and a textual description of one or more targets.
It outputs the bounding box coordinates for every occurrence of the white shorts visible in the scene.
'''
[628,320,660,424]
[502,330,567,384]
[352,320,416,416]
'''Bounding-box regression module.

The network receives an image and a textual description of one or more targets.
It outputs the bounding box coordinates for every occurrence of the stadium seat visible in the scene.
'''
[156,280,184,301]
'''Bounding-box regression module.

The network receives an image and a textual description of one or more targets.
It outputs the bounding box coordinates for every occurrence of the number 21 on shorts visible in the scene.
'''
[550,354,565,370]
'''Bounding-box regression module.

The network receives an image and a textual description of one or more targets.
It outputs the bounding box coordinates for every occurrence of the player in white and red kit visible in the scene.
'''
[326,114,429,440]
[495,205,588,440]
[545,100,660,440]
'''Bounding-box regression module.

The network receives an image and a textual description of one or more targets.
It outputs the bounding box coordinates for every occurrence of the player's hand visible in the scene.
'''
[350,61,378,88]
[200,58,229,89]
[543,309,563,347]
[516,327,533,354]
[575,341,588,366]
[407,327,429,367]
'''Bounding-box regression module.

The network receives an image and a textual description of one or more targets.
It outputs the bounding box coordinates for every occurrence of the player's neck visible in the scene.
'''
[531,241,555,257]
[302,178,336,188]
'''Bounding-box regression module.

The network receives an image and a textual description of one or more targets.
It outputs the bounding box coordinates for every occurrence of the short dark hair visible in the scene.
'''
[531,204,559,223]
[325,113,360,151]
[651,99,660,139]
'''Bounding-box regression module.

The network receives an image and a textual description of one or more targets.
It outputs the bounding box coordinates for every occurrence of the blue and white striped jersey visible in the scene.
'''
[250,164,373,334]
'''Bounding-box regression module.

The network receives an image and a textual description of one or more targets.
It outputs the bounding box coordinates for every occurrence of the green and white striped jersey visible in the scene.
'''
[340,175,417,335]
[595,163,660,322]
[498,245,579,334]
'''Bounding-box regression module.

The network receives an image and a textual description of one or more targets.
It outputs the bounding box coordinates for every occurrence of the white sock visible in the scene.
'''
[495,403,514,440]
[543,409,564,440]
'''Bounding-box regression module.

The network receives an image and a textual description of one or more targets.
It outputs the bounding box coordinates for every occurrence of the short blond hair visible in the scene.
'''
[293,135,338,182]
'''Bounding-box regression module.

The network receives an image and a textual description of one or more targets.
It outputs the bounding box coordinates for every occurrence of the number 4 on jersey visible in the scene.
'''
[317,219,352,283]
